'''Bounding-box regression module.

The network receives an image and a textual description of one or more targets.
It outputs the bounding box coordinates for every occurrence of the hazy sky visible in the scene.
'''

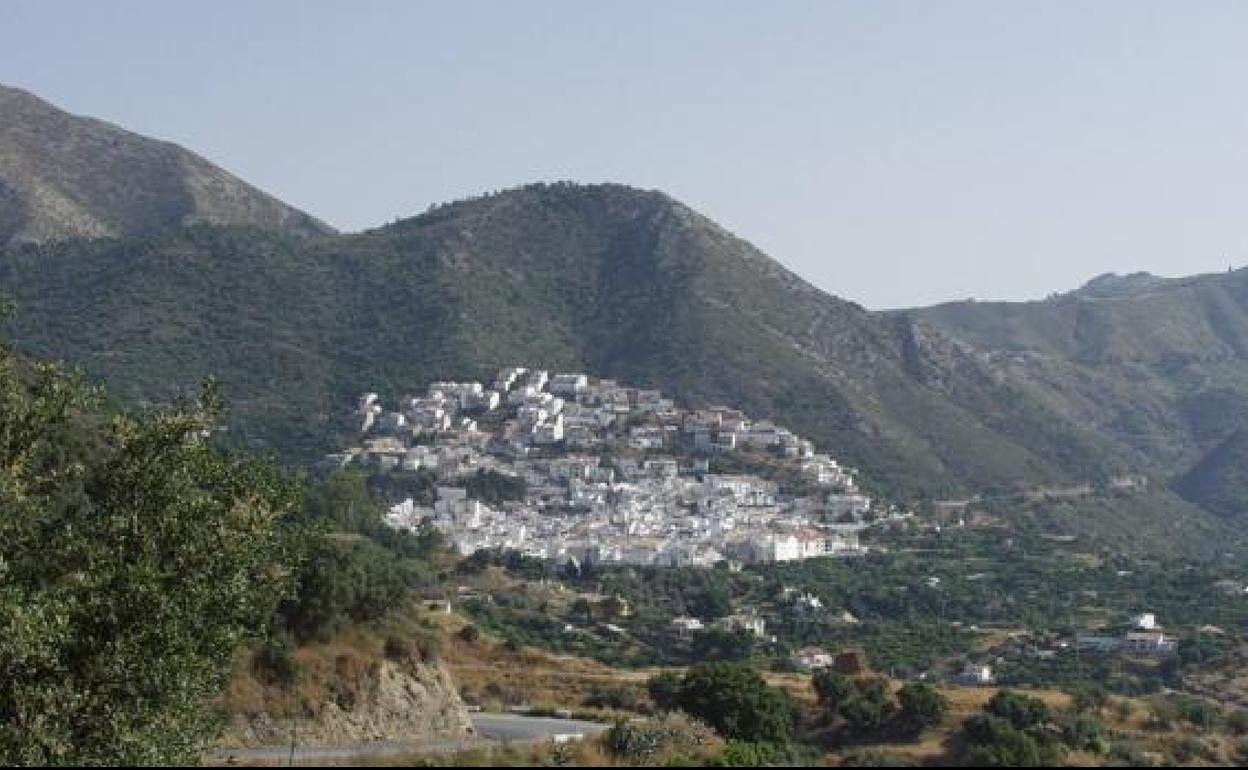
[4,1,1247,308]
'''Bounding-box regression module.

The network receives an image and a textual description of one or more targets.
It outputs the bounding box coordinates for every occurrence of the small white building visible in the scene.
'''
[671,616,704,639]
[953,664,995,686]
[794,646,835,670]
[1132,613,1158,631]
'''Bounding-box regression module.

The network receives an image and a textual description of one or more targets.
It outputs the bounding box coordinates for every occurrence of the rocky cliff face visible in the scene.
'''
[218,658,474,749]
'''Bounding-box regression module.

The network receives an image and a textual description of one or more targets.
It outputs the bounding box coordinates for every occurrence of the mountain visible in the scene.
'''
[0,84,332,245]
[0,183,1135,494]
[2,184,1237,555]
[1174,428,1248,519]
[0,86,1240,556]
[913,268,1248,508]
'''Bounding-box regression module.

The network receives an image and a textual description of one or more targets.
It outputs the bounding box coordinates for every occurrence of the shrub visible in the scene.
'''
[647,671,682,712]
[812,669,857,712]
[252,635,302,687]
[896,682,948,734]
[669,663,795,744]
[984,690,1051,730]
[384,635,414,661]
[840,748,919,767]
[583,685,640,712]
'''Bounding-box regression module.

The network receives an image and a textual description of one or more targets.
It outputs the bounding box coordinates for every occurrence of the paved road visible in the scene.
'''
[209,713,609,765]
[472,712,610,742]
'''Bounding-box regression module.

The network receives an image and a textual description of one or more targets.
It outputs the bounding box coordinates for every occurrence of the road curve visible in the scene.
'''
[209,713,610,765]
[471,713,610,742]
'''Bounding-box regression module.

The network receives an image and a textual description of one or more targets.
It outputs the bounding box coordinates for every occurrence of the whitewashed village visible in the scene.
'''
[325,367,907,569]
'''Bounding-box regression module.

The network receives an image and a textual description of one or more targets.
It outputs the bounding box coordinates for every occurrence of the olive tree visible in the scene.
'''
[0,354,304,765]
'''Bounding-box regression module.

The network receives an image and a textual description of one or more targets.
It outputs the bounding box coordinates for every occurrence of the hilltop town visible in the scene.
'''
[325,367,909,567]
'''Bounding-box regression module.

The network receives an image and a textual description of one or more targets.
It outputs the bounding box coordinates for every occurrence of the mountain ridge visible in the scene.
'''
[1,88,1243,557]
[0,83,333,245]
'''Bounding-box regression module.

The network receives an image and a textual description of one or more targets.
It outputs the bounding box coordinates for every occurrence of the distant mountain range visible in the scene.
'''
[0,84,331,245]
[2,86,1244,556]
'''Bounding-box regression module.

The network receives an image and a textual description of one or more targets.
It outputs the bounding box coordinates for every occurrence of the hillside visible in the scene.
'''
[0,84,332,244]
[0,184,1139,498]
[1174,428,1248,519]
[913,269,1248,511]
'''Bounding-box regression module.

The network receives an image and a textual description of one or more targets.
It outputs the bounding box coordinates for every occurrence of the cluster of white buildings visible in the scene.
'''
[330,367,901,567]
[1073,612,1178,658]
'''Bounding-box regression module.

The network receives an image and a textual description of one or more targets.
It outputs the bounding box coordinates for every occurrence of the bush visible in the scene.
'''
[458,624,482,643]
[583,685,640,712]
[840,748,919,767]
[277,536,407,642]
[896,682,948,734]
[984,690,1051,730]
[383,635,414,661]
[603,713,718,765]
[648,671,682,712]
[252,635,302,687]
[840,679,896,736]
[1062,713,1107,752]
[1227,709,1248,735]
[812,669,857,712]
[668,663,795,744]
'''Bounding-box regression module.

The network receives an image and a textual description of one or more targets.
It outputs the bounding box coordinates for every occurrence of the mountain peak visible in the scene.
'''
[0,83,333,246]
[1073,271,1167,299]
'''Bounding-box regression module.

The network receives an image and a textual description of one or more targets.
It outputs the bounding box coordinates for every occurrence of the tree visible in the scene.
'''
[277,535,407,642]
[813,669,857,712]
[572,597,595,624]
[0,358,304,765]
[671,663,794,744]
[840,679,896,736]
[647,671,682,712]
[464,468,527,505]
[985,689,1051,730]
[896,683,949,734]
[689,582,733,621]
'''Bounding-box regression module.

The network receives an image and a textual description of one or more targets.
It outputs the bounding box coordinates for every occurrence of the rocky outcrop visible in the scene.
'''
[218,659,474,749]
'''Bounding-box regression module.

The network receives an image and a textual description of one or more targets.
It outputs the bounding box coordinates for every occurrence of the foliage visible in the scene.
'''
[647,671,682,712]
[812,670,857,712]
[838,679,896,736]
[8,180,1228,540]
[660,663,794,744]
[0,356,303,765]
[276,535,408,642]
[984,690,1051,730]
[895,682,949,734]
[464,469,527,506]
[962,692,1066,767]
[840,748,919,767]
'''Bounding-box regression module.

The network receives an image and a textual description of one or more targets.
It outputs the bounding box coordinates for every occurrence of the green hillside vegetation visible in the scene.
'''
[0,348,305,764]
[0,184,1137,500]
[915,269,1248,522]
[1174,428,1248,519]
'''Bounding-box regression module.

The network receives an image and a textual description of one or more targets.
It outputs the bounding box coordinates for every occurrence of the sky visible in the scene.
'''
[3,1,1247,309]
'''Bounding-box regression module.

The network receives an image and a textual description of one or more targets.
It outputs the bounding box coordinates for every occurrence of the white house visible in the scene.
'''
[1132,613,1158,631]
[794,646,835,670]
[953,664,995,686]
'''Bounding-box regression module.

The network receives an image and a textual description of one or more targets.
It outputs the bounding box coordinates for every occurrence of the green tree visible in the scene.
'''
[896,682,949,734]
[0,359,303,765]
[812,669,857,712]
[672,663,795,744]
[985,689,1051,730]
[571,597,595,624]
[840,678,896,736]
[647,671,682,712]
[277,535,407,642]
